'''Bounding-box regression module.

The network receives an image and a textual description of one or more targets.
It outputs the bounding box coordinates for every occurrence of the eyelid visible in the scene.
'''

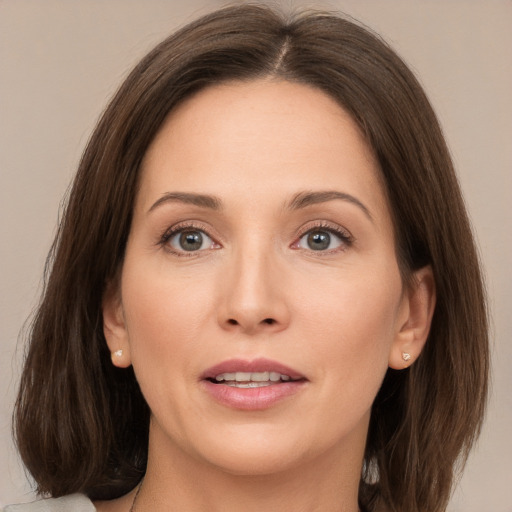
[158,221,222,256]
[291,220,354,251]
[296,220,353,239]
[157,219,353,256]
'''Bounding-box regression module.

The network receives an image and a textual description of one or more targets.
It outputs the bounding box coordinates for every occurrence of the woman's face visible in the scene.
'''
[104,80,417,476]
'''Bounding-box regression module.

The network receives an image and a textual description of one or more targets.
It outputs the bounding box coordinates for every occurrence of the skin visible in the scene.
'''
[100,79,435,512]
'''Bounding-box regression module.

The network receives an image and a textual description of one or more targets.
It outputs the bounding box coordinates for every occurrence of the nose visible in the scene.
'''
[217,245,291,335]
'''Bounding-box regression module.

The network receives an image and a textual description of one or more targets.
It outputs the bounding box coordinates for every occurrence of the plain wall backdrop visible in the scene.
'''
[1,0,511,510]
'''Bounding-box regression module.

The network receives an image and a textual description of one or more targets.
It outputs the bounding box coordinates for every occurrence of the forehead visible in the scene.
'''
[138,79,388,220]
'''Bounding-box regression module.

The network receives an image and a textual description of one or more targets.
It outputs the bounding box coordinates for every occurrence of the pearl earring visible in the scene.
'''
[402,352,411,362]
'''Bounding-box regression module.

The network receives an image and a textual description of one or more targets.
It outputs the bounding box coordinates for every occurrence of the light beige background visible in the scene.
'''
[1,0,511,510]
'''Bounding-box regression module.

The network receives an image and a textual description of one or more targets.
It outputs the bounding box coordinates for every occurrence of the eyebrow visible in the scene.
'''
[148,192,222,213]
[287,190,373,221]
[147,189,372,221]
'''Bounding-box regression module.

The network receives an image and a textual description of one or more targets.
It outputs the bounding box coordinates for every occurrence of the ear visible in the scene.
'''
[102,282,132,368]
[388,266,436,370]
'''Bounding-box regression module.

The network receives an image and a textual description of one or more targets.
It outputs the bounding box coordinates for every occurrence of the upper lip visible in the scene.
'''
[200,358,306,381]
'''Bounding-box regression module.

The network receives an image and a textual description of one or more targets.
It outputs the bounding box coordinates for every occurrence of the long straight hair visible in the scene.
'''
[14,5,488,511]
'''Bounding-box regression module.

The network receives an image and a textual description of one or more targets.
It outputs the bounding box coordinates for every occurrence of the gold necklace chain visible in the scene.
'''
[129,479,143,512]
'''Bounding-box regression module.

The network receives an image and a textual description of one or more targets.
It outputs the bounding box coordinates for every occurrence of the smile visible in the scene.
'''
[201,359,307,409]
[213,371,297,387]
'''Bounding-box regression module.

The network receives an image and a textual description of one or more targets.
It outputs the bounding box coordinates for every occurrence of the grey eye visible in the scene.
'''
[169,230,213,252]
[307,231,330,250]
[298,230,343,251]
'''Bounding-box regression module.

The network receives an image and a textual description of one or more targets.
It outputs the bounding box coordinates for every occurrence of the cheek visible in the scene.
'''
[296,264,403,405]
[120,262,217,374]
[119,263,222,438]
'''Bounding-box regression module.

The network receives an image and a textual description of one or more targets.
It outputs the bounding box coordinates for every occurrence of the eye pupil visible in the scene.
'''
[179,231,203,251]
[307,231,330,250]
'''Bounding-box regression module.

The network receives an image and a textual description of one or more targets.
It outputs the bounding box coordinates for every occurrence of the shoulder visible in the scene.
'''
[2,494,95,512]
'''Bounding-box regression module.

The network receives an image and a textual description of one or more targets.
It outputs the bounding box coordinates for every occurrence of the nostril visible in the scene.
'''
[225,317,277,328]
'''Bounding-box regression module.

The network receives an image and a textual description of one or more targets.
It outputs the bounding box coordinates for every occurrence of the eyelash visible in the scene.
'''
[158,221,217,257]
[158,220,354,257]
[294,221,354,253]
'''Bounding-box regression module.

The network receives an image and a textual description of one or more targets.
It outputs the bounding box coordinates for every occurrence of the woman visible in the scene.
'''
[5,4,488,512]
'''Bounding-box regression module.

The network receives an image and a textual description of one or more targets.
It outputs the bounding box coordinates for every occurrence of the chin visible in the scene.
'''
[188,417,353,479]
[203,445,306,477]
[181,422,314,476]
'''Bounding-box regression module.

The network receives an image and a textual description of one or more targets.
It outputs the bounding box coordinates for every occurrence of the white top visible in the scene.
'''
[2,494,95,512]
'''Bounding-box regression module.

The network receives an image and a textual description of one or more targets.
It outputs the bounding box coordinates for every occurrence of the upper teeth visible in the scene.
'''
[215,371,291,382]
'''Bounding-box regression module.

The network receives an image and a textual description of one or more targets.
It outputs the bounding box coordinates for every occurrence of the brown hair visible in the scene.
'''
[14,5,488,511]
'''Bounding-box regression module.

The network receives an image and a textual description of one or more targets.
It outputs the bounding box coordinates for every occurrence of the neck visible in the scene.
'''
[136,420,365,512]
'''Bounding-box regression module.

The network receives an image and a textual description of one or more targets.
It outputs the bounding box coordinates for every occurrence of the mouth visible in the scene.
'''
[201,358,307,410]
[209,371,301,388]
[201,357,306,384]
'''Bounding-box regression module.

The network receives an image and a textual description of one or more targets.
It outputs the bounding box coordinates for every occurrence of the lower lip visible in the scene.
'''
[202,380,306,410]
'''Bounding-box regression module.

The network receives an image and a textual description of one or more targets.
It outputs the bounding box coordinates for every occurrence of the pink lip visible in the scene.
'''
[200,358,307,411]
